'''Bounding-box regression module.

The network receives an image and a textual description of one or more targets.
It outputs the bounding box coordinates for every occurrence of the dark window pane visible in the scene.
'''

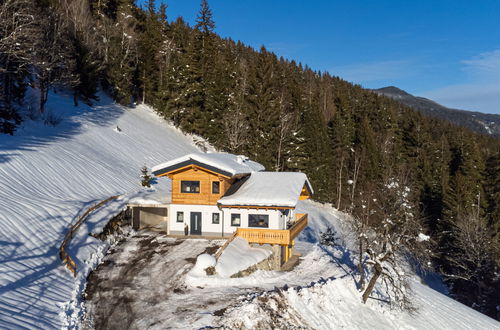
[231,213,241,226]
[212,181,220,194]
[177,211,184,223]
[249,214,269,228]
[181,181,200,193]
[212,213,220,224]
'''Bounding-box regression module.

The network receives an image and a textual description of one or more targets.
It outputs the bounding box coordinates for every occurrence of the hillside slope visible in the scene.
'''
[0,94,498,329]
[218,203,499,329]
[374,86,500,138]
[0,93,198,329]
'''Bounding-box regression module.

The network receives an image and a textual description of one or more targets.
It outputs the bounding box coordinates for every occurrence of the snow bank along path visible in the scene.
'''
[0,93,198,329]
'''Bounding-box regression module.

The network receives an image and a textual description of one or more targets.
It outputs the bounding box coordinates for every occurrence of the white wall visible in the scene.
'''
[169,204,296,236]
[169,204,222,235]
[221,207,284,235]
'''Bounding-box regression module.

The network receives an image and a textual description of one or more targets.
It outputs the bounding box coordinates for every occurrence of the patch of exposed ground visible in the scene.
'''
[82,232,259,329]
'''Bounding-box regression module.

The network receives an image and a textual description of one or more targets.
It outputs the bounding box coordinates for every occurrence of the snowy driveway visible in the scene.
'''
[82,232,257,329]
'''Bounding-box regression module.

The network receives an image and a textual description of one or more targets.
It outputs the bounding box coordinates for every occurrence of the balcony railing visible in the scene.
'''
[236,213,308,246]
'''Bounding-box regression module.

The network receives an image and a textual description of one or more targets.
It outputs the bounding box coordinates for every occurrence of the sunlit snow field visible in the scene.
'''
[0,92,498,329]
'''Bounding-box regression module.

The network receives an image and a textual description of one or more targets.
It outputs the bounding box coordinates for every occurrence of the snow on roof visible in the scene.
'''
[218,172,313,208]
[152,152,265,177]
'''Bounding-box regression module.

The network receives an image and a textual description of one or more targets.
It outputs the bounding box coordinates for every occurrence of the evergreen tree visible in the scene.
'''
[140,165,153,188]
[105,0,139,104]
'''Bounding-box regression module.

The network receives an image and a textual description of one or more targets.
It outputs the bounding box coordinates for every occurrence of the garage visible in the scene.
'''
[128,203,169,231]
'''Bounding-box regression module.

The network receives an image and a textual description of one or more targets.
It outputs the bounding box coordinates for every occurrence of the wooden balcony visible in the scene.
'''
[236,213,308,246]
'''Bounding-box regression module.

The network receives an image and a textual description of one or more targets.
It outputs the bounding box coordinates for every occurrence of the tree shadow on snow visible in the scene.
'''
[0,92,125,164]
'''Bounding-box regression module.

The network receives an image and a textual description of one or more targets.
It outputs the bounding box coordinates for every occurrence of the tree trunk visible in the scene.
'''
[358,238,365,291]
[73,90,79,107]
[337,155,344,209]
[39,81,48,114]
[362,263,382,303]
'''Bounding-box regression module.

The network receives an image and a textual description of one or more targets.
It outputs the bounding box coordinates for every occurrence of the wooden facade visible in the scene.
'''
[299,185,312,200]
[167,165,233,205]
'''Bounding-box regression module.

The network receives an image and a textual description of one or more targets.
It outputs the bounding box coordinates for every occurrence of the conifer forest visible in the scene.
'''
[1,0,499,319]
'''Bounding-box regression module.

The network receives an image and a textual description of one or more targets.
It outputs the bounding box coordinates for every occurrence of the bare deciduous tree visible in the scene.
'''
[352,173,433,310]
[224,60,250,152]
[30,5,78,113]
[443,201,497,303]
[275,88,296,171]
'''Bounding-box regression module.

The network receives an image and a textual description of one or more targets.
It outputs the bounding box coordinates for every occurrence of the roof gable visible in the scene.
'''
[152,152,265,178]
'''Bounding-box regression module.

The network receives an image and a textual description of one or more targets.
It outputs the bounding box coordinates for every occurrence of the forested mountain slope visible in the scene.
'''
[374,86,500,138]
[0,92,497,329]
[0,0,498,319]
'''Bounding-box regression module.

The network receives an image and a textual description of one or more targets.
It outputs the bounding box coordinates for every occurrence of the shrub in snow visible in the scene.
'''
[44,108,63,126]
[140,165,153,188]
[320,227,339,247]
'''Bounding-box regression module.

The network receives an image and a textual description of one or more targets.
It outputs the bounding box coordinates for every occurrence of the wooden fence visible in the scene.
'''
[214,231,238,260]
[59,195,120,276]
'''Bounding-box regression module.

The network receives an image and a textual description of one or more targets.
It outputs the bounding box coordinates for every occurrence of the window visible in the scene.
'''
[181,180,200,193]
[176,211,184,223]
[249,214,269,228]
[212,213,220,224]
[212,181,220,194]
[231,213,241,226]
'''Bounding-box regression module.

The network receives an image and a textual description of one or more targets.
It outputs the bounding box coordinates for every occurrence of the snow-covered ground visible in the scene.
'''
[0,92,198,329]
[217,201,500,329]
[0,92,498,329]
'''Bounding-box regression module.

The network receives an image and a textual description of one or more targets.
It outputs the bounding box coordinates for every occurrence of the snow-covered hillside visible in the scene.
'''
[0,93,498,329]
[217,201,500,329]
[0,93,198,329]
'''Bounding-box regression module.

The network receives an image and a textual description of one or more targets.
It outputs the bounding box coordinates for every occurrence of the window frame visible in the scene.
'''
[180,180,200,194]
[248,214,269,228]
[176,211,184,223]
[212,181,220,194]
[212,212,220,224]
[231,213,241,227]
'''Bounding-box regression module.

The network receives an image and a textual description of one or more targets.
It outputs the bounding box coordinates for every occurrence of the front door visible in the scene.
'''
[190,212,202,235]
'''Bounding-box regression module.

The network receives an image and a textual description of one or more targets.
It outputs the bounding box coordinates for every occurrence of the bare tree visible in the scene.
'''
[0,0,36,132]
[352,173,433,309]
[0,0,35,71]
[443,199,496,303]
[30,5,78,113]
[274,88,296,171]
[224,60,250,152]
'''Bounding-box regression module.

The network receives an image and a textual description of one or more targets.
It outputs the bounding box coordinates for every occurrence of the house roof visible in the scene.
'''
[218,172,313,208]
[152,152,265,178]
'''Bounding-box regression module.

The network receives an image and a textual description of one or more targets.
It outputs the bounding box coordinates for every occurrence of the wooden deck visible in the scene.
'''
[235,213,308,246]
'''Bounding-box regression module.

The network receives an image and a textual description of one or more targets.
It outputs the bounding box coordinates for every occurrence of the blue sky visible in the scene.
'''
[141,0,500,114]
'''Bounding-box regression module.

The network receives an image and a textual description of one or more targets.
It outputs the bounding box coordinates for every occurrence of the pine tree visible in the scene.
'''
[105,0,138,104]
[195,0,215,35]
[140,165,152,188]
[137,0,165,104]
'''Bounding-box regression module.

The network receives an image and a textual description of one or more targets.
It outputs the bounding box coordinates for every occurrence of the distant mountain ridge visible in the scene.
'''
[374,86,500,138]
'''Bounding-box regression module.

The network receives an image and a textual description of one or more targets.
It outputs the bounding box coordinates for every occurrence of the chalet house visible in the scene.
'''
[130,152,313,263]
